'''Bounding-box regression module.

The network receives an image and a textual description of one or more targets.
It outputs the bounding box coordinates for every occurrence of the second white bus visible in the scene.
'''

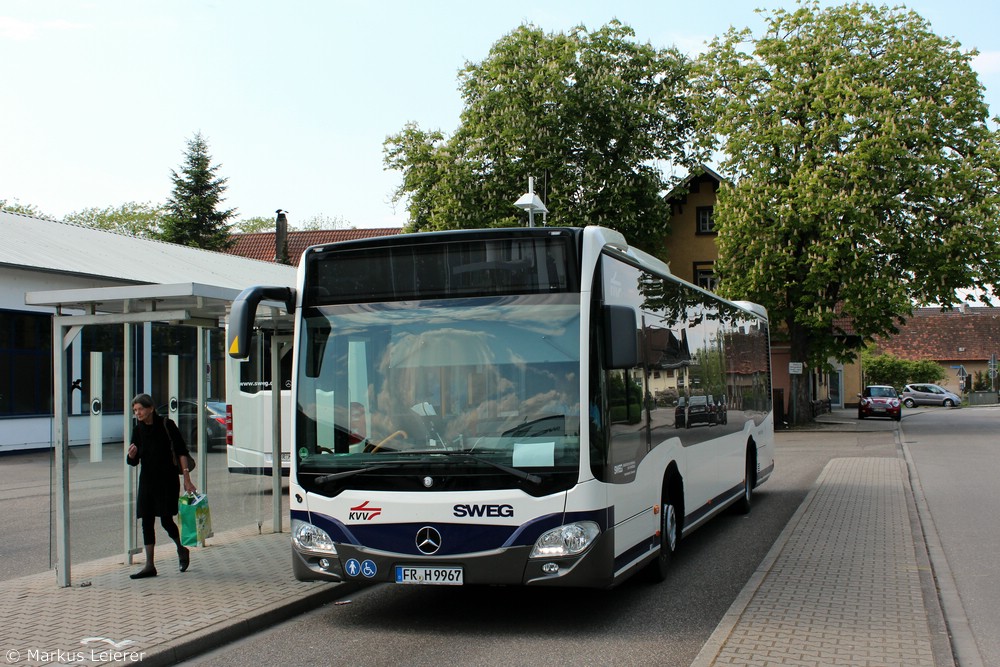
[224,319,293,475]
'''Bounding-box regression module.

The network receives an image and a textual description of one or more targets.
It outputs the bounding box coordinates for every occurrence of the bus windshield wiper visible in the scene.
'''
[313,464,394,484]
[444,451,543,485]
[309,454,448,483]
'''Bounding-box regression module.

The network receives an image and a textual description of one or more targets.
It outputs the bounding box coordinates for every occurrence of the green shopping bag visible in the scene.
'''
[179,492,213,547]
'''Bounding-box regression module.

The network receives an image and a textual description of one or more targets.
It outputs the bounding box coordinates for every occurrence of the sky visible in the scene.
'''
[3,0,1000,230]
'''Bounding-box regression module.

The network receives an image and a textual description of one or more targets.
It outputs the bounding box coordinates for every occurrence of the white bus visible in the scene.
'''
[224,318,293,475]
[227,226,774,588]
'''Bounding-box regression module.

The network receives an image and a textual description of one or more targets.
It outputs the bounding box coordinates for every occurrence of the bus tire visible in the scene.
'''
[734,447,755,515]
[646,479,680,583]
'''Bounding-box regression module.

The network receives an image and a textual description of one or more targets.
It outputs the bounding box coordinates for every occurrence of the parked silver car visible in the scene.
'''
[900,383,961,408]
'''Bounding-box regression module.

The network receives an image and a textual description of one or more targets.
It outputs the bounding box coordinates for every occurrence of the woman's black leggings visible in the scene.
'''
[140,515,181,547]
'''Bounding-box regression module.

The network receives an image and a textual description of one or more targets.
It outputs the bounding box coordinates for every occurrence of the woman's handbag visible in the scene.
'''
[178,492,213,547]
[164,418,195,475]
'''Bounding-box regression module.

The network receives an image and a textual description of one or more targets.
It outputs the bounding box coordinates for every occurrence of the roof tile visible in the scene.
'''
[876,307,1000,362]
[227,229,403,266]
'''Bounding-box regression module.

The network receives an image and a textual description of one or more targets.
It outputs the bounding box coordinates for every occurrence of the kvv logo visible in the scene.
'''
[349,500,382,521]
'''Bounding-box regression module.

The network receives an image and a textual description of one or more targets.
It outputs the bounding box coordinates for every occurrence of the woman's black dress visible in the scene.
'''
[127,412,190,518]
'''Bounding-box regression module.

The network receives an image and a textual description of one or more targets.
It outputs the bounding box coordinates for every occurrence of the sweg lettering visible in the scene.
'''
[453,503,514,518]
[349,500,382,521]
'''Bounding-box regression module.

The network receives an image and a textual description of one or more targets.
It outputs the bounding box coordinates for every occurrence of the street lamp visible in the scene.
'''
[513,177,548,227]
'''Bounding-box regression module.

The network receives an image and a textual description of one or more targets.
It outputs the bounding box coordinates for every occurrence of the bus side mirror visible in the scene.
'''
[603,305,638,369]
[228,286,296,359]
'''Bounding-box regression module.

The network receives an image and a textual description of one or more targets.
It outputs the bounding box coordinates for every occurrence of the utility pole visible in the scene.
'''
[990,353,997,393]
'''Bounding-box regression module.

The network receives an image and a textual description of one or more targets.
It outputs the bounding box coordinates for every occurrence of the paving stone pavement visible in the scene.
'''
[0,524,352,667]
[691,456,952,667]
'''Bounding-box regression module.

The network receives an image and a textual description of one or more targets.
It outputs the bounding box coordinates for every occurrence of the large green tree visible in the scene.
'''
[160,132,236,250]
[694,1,1000,422]
[384,21,701,255]
[63,201,164,238]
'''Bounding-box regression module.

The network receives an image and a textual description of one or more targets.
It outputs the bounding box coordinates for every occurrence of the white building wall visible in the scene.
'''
[1,266,132,453]
[0,210,296,454]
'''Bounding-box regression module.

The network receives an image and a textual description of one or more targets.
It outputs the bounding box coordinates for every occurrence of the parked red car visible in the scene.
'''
[857,385,901,421]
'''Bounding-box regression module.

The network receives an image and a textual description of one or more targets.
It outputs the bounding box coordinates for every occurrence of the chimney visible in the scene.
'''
[275,209,289,265]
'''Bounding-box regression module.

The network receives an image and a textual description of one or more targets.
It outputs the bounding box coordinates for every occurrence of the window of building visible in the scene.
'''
[696,206,715,234]
[0,310,53,417]
[694,263,718,292]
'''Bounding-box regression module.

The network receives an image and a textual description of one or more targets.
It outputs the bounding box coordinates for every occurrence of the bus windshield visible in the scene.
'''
[295,294,581,495]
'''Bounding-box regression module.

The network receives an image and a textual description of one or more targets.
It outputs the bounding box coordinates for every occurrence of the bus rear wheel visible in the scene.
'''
[734,450,755,515]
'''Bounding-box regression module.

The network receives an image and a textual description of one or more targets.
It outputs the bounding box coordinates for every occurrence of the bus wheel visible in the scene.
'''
[735,451,754,515]
[646,494,678,583]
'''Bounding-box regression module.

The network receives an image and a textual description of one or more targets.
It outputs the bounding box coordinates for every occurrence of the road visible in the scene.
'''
[902,405,1000,666]
[183,427,899,667]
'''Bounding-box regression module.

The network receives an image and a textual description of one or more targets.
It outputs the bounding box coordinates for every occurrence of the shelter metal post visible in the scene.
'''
[270,307,283,533]
[53,318,82,588]
[123,323,136,564]
[196,327,208,526]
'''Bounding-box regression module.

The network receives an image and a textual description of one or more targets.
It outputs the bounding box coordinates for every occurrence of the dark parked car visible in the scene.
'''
[857,385,901,421]
[157,400,228,451]
[675,395,716,428]
[900,383,960,408]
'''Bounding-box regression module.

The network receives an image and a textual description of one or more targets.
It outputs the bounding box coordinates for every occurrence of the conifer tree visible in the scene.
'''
[161,132,236,250]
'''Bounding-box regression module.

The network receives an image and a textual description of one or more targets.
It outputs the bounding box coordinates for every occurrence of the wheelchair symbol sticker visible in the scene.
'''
[361,560,377,578]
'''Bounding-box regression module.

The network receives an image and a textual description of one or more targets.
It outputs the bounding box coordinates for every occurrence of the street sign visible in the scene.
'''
[788,362,803,375]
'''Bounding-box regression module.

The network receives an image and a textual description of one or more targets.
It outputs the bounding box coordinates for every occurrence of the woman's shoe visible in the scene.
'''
[130,566,157,579]
[178,546,190,572]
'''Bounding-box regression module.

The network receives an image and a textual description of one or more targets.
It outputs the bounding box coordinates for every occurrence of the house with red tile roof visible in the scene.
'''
[873,306,1000,394]
[228,228,404,266]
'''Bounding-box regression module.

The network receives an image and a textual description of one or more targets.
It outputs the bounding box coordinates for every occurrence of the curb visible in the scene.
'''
[901,436,984,667]
[688,456,823,667]
[147,581,367,666]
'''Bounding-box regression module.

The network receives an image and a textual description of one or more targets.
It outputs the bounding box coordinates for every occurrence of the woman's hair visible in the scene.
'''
[131,393,155,409]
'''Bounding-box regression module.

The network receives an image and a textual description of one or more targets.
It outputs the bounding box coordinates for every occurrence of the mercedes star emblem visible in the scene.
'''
[416,526,442,555]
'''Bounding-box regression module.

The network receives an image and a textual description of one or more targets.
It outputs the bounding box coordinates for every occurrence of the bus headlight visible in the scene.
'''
[291,519,337,555]
[529,521,600,558]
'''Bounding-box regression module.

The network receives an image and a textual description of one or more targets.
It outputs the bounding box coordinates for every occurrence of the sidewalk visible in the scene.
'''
[0,524,356,667]
[0,421,958,667]
[692,411,961,666]
[691,455,951,666]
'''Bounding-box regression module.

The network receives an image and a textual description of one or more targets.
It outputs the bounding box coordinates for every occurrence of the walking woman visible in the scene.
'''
[126,393,196,579]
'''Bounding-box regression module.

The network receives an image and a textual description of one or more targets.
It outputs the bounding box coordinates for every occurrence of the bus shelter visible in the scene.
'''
[25,282,290,587]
